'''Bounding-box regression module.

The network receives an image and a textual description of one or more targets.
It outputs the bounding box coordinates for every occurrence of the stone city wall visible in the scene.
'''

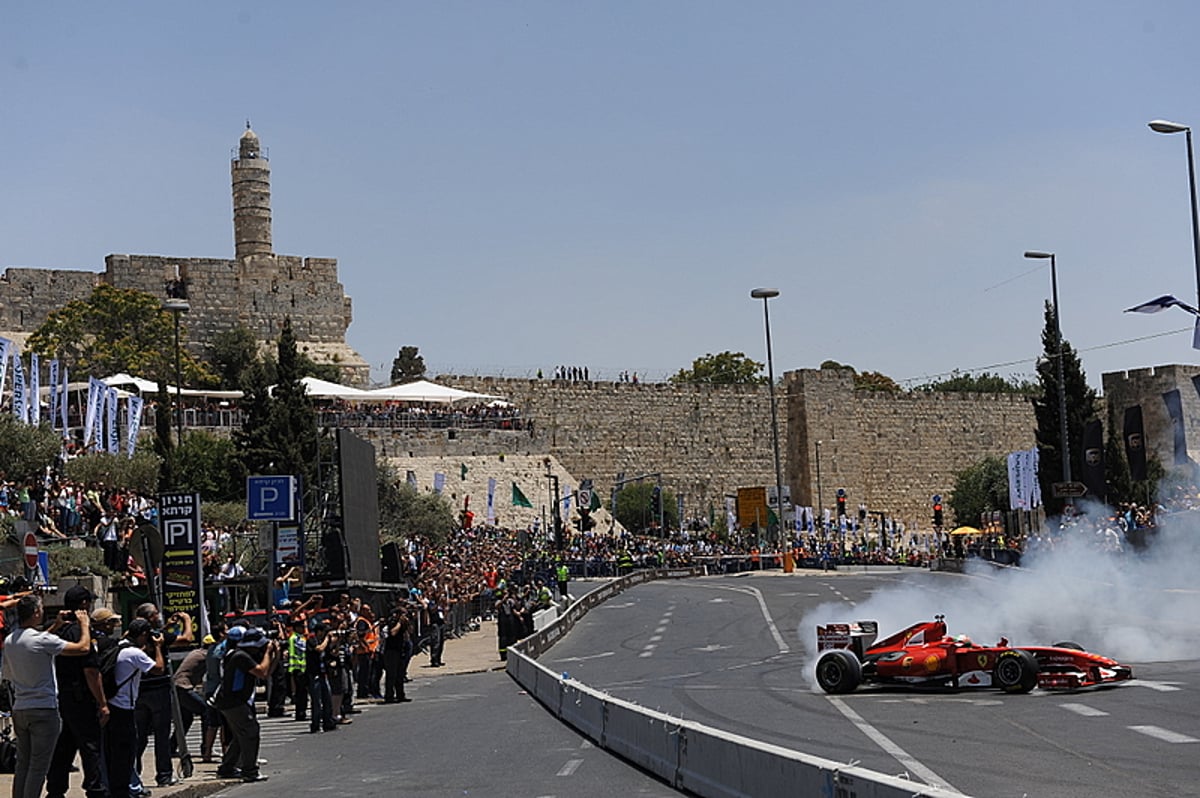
[1102,364,1200,469]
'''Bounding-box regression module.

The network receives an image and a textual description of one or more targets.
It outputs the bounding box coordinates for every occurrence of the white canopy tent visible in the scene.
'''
[295,376,373,400]
[361,379,500,405]
[101,373,243,399]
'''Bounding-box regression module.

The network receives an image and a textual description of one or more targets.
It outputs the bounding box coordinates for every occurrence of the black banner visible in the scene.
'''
[1123,405,1147,482]
[158,492,204,629]
[1163,389,1190,466]
[1082,419,1105,503]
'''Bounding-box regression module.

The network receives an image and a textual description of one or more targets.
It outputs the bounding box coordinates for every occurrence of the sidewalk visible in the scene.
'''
[0,620,505,798]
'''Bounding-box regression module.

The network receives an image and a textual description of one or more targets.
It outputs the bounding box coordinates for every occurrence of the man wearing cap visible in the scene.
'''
[106,619,164,798]
[46,586,108,798]
[1,593,94,798]
[214,626,275,782]
[131,603,192,790]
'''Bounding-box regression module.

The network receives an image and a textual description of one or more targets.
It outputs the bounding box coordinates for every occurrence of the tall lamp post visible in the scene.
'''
[1148,119,1200,311]
[750,288,786,550]
[1023,251,1071,485]
[814,439,824,543]
[162,297,190,448]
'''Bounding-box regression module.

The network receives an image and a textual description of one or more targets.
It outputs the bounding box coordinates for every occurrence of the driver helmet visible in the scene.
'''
[955,634,973,646]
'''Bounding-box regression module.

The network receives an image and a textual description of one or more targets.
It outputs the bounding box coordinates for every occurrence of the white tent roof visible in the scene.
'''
[296,376,373,400]
[361,379,500,404]
[103,373,159,392]
[101,374,243,399]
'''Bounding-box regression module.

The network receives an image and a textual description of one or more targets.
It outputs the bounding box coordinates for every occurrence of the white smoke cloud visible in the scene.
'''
[799,506,1200,675]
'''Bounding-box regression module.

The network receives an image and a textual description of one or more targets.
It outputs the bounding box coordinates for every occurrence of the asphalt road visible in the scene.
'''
[539,569,1200,798]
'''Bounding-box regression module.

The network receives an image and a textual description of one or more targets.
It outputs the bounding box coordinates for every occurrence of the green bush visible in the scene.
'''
[65,450,162,494]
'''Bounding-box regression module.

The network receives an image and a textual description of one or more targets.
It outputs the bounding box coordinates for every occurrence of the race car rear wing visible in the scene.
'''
[816,621,879,658]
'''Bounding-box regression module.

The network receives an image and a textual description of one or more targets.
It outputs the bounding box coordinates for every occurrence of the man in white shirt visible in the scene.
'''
[105,618,164,798]
[1,594,93,798]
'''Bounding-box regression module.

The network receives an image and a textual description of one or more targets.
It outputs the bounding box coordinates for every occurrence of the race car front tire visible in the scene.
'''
[994,649,1039,693]
[816,650,862,694]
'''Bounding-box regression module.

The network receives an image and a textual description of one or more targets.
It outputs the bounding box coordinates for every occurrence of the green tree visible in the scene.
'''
[949,456,1009,529]
[1032,301,1100,516]
[611,481,677,532]
[916,371,1038,394]
[27,284,215,386]
[390,346,427,385]
[174,431,243,501]
[209,326,260,390]
[65,450,162,495]
[670,351,765,384]
[0,417,63,479]
[854,371,900,393]
[234,318,319,489]
[378,465,456,546]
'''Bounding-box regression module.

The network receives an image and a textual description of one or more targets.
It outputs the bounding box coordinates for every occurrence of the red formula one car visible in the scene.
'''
[815,615,1133,694]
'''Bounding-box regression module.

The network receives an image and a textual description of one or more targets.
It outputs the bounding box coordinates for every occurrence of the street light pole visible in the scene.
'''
[162,297,190,449]
[1149,120,1200,312]
[815,439,824,543]
[750,288,785,550]
[1023,251,1071,485]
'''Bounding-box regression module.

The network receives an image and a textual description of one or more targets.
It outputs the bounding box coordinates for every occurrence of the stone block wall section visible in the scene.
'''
[445,371,1038,529]
[1102,364,1200,470]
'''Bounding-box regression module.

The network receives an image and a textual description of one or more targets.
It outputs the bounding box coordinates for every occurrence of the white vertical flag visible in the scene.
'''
[126,395,144,457]
[0,337,10,401]
[84,378,102,447]
[106,386,118,454]
[433,473,445,494]
[29,353,40,425]
[60,365,69,434]
[11,350,27,423]
[1028,446,1042,508]
[48,359,59,430]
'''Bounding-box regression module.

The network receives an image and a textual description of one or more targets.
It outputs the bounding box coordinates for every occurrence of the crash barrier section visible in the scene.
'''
[507,568,968,798]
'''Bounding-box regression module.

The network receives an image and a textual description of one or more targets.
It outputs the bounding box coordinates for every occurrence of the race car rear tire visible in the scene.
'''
[1051,641,1084,651]
[816,650,862,694]
[994,649,1038,693]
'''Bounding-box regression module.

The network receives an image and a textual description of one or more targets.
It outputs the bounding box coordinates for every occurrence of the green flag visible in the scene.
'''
[461,463,468,480]
[512,482,533,508]
[589,490,601,512]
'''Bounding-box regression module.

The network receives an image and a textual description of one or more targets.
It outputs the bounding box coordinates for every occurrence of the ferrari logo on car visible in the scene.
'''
[977,654,989,669]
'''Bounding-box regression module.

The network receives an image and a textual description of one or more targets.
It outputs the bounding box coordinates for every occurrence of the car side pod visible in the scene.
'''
[816,649,863,694]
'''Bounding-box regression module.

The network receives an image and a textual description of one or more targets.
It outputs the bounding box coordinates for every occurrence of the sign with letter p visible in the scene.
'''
[247,475,298,521]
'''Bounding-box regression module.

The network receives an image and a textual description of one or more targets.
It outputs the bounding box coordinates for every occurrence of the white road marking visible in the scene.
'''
[649,635,662,642]
[696,644,728,652]
[699,584,789,654]
[1132,680,1183,692]
[1060,703,1109,717]
[557,758,584,776]
[1128,725,1199,744]
[826,696,959,792]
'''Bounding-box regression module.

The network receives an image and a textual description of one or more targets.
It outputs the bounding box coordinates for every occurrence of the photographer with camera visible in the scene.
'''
[130,603,193,792]
[46,586,108,798]
[106,619,164,798]
[304,622,337,734]
[381,605,413,704]
[1,594,94,798]
[213,627,274,783]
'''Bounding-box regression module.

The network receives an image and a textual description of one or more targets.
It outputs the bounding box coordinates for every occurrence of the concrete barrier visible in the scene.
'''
[508,568,968,798]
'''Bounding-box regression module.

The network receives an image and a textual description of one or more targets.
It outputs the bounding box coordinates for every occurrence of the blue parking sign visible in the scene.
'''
[247,475,297,521]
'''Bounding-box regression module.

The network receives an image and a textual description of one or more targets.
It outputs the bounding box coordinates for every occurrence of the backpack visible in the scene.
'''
[97,638,135,699]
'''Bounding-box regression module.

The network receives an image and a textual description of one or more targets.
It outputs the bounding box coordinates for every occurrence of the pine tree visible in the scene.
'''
[1032,301,1099,516]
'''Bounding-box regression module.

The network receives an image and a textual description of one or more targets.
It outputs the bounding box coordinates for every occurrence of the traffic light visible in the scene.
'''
[858,504,867,523]
[578,508,595,531]
[651,486,662,516]
[933,501,944,528]
[836,493,846,517]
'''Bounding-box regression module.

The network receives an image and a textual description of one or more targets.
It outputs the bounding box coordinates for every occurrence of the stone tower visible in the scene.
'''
[231,124,272,258]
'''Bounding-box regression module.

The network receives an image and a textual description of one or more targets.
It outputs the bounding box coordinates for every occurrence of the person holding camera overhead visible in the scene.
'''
[1,593,94,798]
[130,603,193,792]
[213,626,274,783]
[46,586,108,798]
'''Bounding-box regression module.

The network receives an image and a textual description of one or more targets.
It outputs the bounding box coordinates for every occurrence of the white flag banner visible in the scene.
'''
[725,496,737,532]
[106,386,119,454]
[11,350,27,423]
[29,353,40,425]
[433,472,445,494]
[562,484,572,520]
[0,338,10,411]
[126,395,144,457]
[486,477,496,525]
[48,359,59,430]
[60,365,69,434]
[1028,446,1042,508]
[83,377,103,447]
[1007,451,1025,510]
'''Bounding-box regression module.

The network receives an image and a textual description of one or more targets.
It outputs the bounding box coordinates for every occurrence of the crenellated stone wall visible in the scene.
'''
[1102,364,1200,469]
[443,372,1038,527]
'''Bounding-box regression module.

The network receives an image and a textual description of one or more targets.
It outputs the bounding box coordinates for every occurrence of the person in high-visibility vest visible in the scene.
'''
[555,562,570,602]
[286,619,308,722]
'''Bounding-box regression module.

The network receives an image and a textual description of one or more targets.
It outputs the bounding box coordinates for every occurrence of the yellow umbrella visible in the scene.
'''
[949,526,982,536]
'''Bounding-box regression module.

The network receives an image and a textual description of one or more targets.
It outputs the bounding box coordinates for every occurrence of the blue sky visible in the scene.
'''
[3,3,1200,388]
